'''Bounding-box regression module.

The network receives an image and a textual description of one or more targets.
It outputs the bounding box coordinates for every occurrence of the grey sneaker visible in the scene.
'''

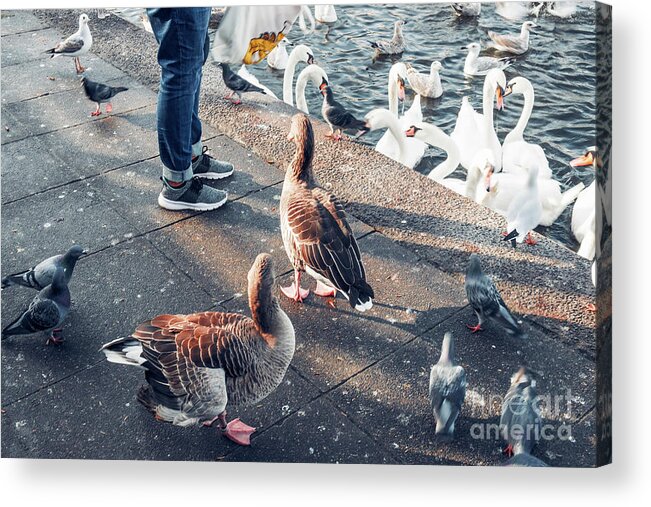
[192,146,234,179]
[158,177,228,211]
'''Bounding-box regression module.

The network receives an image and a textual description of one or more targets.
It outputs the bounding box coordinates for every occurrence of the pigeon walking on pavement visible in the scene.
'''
[2,245,86,290]
[44,13,93,74]
[217,62,266,105]
[319,80,368,140]
[81,77,128,116]
[2,267,71,345]
[500,367,542,459]
[464,253,525,337]
[429,332,467,440]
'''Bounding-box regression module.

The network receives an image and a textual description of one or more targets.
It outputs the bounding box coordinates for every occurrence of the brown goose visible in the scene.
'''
[279,114,374,311]
[100,254,295,446]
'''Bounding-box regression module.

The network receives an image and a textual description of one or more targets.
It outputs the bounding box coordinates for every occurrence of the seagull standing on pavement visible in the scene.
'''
[44,13,93,74]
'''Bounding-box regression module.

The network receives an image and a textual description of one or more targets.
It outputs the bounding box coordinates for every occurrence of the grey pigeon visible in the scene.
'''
[2,267,71,345]
[428,332,467,440]
[217,62,266,105]
[464,253,525,337]
[319,80,368,141]
[81,77,128,116]
[500,367,542,459]
[2,245,86,290]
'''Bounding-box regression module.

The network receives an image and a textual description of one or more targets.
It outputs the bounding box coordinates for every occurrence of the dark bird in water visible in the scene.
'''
[464,253,525,337]
[217,62,266,105]
[2,267,71,345]
[319,79,368,141]
[2,245,86,290]
[81,77,128,116]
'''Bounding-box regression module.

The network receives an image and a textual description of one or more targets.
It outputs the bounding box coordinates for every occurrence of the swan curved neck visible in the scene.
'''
[482,79,496,132]
[420,126,460,180]
[283,52,302,106]
[507,84,534,142]
[376,111,407,163]
[465,164,482,198]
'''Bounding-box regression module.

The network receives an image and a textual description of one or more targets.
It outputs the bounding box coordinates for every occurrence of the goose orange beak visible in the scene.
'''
[570,152,595,167]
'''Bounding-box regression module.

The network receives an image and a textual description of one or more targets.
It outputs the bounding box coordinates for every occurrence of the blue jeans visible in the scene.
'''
[147,8,211,182]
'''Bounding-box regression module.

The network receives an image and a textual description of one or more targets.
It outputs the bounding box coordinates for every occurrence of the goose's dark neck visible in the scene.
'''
[288,125,315,184]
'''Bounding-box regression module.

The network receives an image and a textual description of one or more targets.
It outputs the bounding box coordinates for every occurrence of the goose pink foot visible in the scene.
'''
[223,418,256,446]
[281,283,309,302]
[314,281,337,297]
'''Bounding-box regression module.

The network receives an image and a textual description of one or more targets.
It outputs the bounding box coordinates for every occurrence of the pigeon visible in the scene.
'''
[2,267,71,345]
[428,332,467,440]
[319,80,368,140]
[81,77,128,117]
[500,367,542,458]
[217,62,266,105]
[503,165,543,247]
[464,253,525,337]
[2,245,86,290]
[370,20,406,55]
[44,13,92,74]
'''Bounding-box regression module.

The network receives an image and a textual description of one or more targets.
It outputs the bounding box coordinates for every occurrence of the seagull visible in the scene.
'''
[320,80,368,140]
[217,62,266,105]
[463,43,513,76]
[44,13,92,74]
[500,367,542,458]
[81,77,128,116]
[2,245,86,290]
[488,21,537,55]
[503,165,543,247]
[2,267,71,345]
[429,332,467,440]
[370,20,407,55]
[464,253,525,337]
[452,3,482,17]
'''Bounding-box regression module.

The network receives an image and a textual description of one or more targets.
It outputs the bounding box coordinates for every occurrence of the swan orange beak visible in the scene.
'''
[484,165,494,192]
[398,77,406,102]
[570,152,595,167]
[496,86,504,111]
[405,125,420,138]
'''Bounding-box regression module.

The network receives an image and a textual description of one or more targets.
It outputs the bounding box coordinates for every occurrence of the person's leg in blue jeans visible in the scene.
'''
[148,8,234,211]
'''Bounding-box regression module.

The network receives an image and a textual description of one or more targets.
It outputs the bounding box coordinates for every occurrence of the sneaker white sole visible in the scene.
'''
[158,193,228,211]
[194,169,234,180]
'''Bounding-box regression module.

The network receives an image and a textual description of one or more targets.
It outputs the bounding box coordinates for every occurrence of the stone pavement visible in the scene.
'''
[1,10,597,466]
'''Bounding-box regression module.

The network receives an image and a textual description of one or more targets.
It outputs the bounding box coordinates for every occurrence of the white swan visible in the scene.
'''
[373,63,426,169]
[405,122,460,181]
[283,44,315,106]
[267,39,289,70]
[295,64,329,114]
[314,5,337,23]
[502,76,552,179]
[363,108,413,167]
[236,65,278,99]
[570,148,597,260]
[406,61,443,99]
[451,68,506,172]
[463,42,512,77]
[547,2,579,18]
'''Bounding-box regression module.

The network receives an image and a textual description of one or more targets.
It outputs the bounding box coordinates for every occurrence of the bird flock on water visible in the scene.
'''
[2,3,597,466]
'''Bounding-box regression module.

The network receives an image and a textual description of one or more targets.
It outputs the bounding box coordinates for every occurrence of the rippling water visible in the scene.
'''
[110,3,598,252]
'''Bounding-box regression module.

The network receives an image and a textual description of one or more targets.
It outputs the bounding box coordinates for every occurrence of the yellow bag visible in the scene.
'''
[212,5,314,65]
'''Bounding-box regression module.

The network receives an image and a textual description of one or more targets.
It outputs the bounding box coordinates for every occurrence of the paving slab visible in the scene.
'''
[1,27,64,67]
[2,77,156,144]
[1,133,73,203]
[1,10,47,36]
[225,396,396,464]
[328,329,596,467]
[1,179,136,275]
[1,237,213,404]
[1,54,125,104]
[1,359,322,461]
